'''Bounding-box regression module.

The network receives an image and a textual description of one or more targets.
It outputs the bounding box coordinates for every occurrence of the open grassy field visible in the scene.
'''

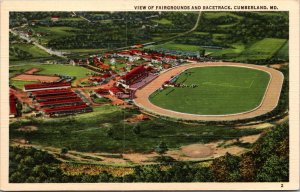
[149,66,270,115]
[152,18,172,25]
[61,48,104,53]
[32,26,79,43]
[274,40,289,61]
[148,42,201,52]
[10,80,38,89]
[10,43,51,59]
[235,38,287,61]
[203,12,243,20]
[9,105,262,153]
[209,44,245,58]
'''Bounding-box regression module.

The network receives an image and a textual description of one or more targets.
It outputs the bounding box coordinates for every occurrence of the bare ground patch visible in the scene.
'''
[17,125,38,132]
[12,74,60,82]
[24,67,41,74]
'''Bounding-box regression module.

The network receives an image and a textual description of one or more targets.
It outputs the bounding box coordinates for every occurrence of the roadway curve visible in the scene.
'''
[10,29,67,58]
[133,62,284,121]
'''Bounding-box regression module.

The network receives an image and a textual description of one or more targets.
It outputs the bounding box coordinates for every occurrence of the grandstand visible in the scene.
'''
[117,65,149,88]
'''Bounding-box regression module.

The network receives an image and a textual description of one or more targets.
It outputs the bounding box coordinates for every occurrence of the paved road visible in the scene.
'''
[72,12,91,22]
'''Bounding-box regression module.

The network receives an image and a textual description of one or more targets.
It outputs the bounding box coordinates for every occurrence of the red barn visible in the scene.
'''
[24,82,71,92]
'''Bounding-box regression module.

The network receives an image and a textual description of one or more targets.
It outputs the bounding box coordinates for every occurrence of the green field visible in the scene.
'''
[10,80,38,89]
[10,43,51,59]
[149,66,270,115]
[152,18,172,25]
[274,40,289,61]
[32,26,79,43]
[9,105,261,153]
[235,38,287,61]
[209,44,245,58]
[203,12,243,20]
[148,42,201,52]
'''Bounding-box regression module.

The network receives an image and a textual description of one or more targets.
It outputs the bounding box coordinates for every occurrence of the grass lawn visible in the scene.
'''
[10,43,51,58]
[60,17,85,21]
[235,38,287,61]
[9,105,262,153]
[61,48,104,53]
[91,96,110,104]
[203,12,243,20]
[32,26,79,43]
[209,44,245,58]
[36,64,92,80]
[274,40,289,61]
[149,42,201,52]
[203,12,242,29]
[98,19,113,24]
[10,80,38,89]
[149,66,270,115]
[152,18,172,25]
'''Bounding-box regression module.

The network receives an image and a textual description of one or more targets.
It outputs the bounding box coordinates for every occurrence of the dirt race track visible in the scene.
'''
[12,74,60,82]
[134,62,284,121]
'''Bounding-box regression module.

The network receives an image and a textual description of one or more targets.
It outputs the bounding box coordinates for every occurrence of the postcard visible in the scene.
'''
[0,0,299,190]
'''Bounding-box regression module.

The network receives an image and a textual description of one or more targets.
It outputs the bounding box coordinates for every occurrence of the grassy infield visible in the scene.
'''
[150,66,270,115]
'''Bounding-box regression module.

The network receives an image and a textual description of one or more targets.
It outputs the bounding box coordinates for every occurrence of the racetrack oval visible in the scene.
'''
[133,62,284,121]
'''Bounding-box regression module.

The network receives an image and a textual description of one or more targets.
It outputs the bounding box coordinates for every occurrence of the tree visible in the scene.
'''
[210,152,241,182]
[132,124,141,135]
[255,155,288,182]
[60,147,68,156]
[155,141,168,156]
[106,127,113,137]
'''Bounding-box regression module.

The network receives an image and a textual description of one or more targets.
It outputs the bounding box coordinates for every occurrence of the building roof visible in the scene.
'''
[142,55,152,59]
[102,73,111,78]
[118,51,131,55]
[165,55,177,59]
[24,82,71,90]
[43,104,88,114]
[31,88,72,96]
[36,92,77,101]
[121,65,147,82]
[10,94,17,116]
[40,98,83,106]
[109,86,123,94]
[100,63,110,70]
[95,88,109,94]
[130,49,143,55]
